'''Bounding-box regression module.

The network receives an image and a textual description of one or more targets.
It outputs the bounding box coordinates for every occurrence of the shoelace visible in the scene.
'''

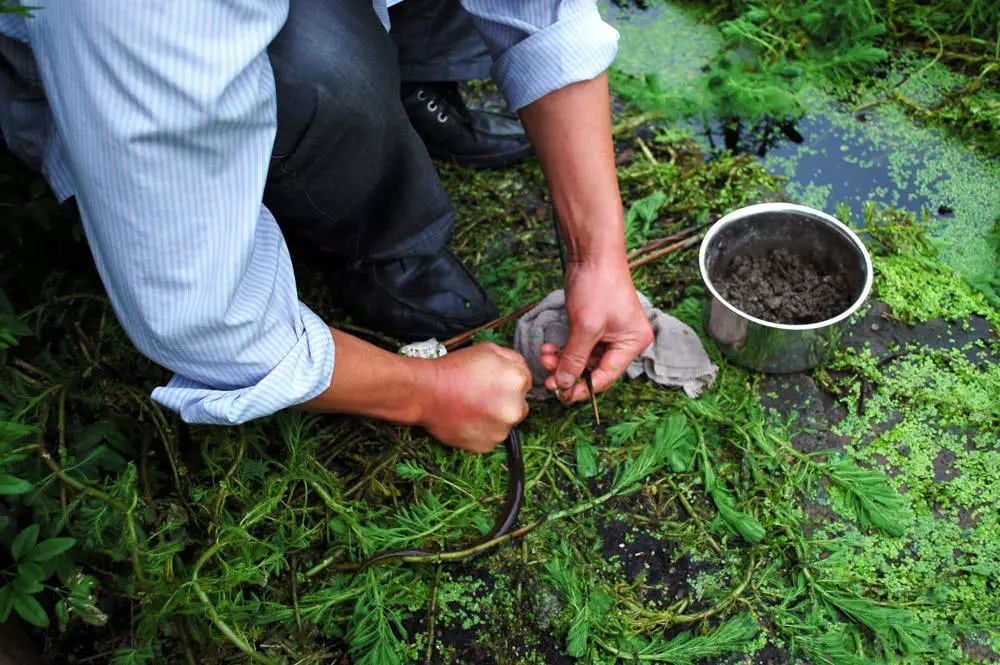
[415,88,449,124]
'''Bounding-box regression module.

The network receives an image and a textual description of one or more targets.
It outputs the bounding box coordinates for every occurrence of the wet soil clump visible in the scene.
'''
[717,248,853,323]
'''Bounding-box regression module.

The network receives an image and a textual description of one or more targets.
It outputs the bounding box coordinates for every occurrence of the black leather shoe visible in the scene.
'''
[331,249,499,340]
[402,82,533,169]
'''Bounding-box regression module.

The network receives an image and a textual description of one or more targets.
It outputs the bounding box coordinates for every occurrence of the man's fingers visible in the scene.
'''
[486,342,529,366]
[553,326,601,390]
[539,348,559,372]
[588,343,640,393]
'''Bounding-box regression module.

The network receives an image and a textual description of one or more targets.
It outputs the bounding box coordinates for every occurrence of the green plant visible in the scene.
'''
[0,525,78,628]
[624,190,667,250]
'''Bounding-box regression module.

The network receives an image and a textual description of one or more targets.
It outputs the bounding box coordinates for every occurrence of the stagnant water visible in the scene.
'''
[605,3,1000,284]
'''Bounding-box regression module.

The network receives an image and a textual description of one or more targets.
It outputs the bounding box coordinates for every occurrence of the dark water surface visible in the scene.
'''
[606,2,1000,282]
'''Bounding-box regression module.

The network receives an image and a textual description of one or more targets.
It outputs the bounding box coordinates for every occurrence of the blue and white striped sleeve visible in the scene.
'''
[23,1,335,425]
[459,0,620,111]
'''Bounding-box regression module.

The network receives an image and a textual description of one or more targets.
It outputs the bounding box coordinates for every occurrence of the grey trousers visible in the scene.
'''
[389,0,492,82]
[264,0,462,261]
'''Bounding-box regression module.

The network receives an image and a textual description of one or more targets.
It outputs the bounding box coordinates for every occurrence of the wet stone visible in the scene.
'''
[599,519,697,603]
[933,449,962,482]
[0,622,45,665]
[760,374,849,453]
[845,301,997,367]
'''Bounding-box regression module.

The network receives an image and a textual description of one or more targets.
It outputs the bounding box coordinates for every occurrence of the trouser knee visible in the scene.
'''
[264,0,453,260]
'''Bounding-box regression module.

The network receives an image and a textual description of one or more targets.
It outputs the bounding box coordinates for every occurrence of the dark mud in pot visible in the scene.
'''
[714,247,853,324]
[700,203,873,373]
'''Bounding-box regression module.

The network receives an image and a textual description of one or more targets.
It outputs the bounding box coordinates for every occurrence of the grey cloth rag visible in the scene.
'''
[513,289,718,399]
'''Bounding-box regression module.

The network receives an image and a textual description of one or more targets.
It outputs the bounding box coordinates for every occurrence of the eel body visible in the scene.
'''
[351,428,524,574]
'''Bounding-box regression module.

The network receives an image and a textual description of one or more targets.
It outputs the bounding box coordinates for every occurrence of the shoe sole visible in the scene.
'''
[431,145,534,169]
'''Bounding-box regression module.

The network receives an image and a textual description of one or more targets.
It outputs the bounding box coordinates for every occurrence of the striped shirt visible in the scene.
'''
[0,1,619,424]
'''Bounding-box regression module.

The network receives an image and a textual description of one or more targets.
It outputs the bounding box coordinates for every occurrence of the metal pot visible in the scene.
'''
[698,203,873,373]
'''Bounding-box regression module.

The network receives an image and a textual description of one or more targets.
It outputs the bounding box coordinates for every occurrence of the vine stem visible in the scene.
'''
[423,565,442,665]
[190,540,279,665]
[327,517,546,571]
[37,438,148,585]
[38,444,128,512]
[662,474,723,555]
[628,556,756,630]
[315,479,648,575]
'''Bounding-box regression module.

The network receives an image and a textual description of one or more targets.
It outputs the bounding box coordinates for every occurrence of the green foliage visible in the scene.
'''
[620,612,760,663]
[820,588,930,655]
[544,542,613,657]
[612,412,694,493]
[575,438,599,479]
[624,190,667,250]
[618,0,999,158]
[965,216,1000,307]
[0,524,76,628]
[826,461,913,536]
[0,67,996,664]
[395,460,427,481]
[793,623,884,665]
[712,487,767,543]
[863,203,1000,326]
[348,572,406,665]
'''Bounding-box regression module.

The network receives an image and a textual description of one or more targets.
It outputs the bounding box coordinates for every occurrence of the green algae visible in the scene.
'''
[874,253,1000,327]
[822,283,1000,661]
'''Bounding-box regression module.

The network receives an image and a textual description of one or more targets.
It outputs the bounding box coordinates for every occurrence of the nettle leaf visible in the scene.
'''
[13,563,45,594]
[0,474,32,496]
[14,593,49,628]
[28,537,76,563]
[575,439,599,479]
[0,516,8,533]
[0,419,36,446]
[0,585,14,621]
[712,488,765,543]
[657,413,695,473]
[11,523,40,560]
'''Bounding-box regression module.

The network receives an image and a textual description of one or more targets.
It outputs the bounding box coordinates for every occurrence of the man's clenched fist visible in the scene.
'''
[420,343,532,453]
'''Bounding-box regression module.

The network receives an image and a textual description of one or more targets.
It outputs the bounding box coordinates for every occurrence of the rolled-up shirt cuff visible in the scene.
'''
[491,5,619,112]
[150,304,335,425]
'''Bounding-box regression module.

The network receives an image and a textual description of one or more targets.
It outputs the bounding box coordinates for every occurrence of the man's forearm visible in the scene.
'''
[300,329,429,425]
[517,72,625,267]
[518,72,653,401]
[299,330,533,454]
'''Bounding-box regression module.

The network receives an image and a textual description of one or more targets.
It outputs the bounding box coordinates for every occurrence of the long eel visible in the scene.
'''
[350,428,524,574]
[351,207,595,573]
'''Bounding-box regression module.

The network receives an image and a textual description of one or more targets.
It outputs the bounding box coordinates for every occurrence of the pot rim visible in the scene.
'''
[698,202,874,331]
